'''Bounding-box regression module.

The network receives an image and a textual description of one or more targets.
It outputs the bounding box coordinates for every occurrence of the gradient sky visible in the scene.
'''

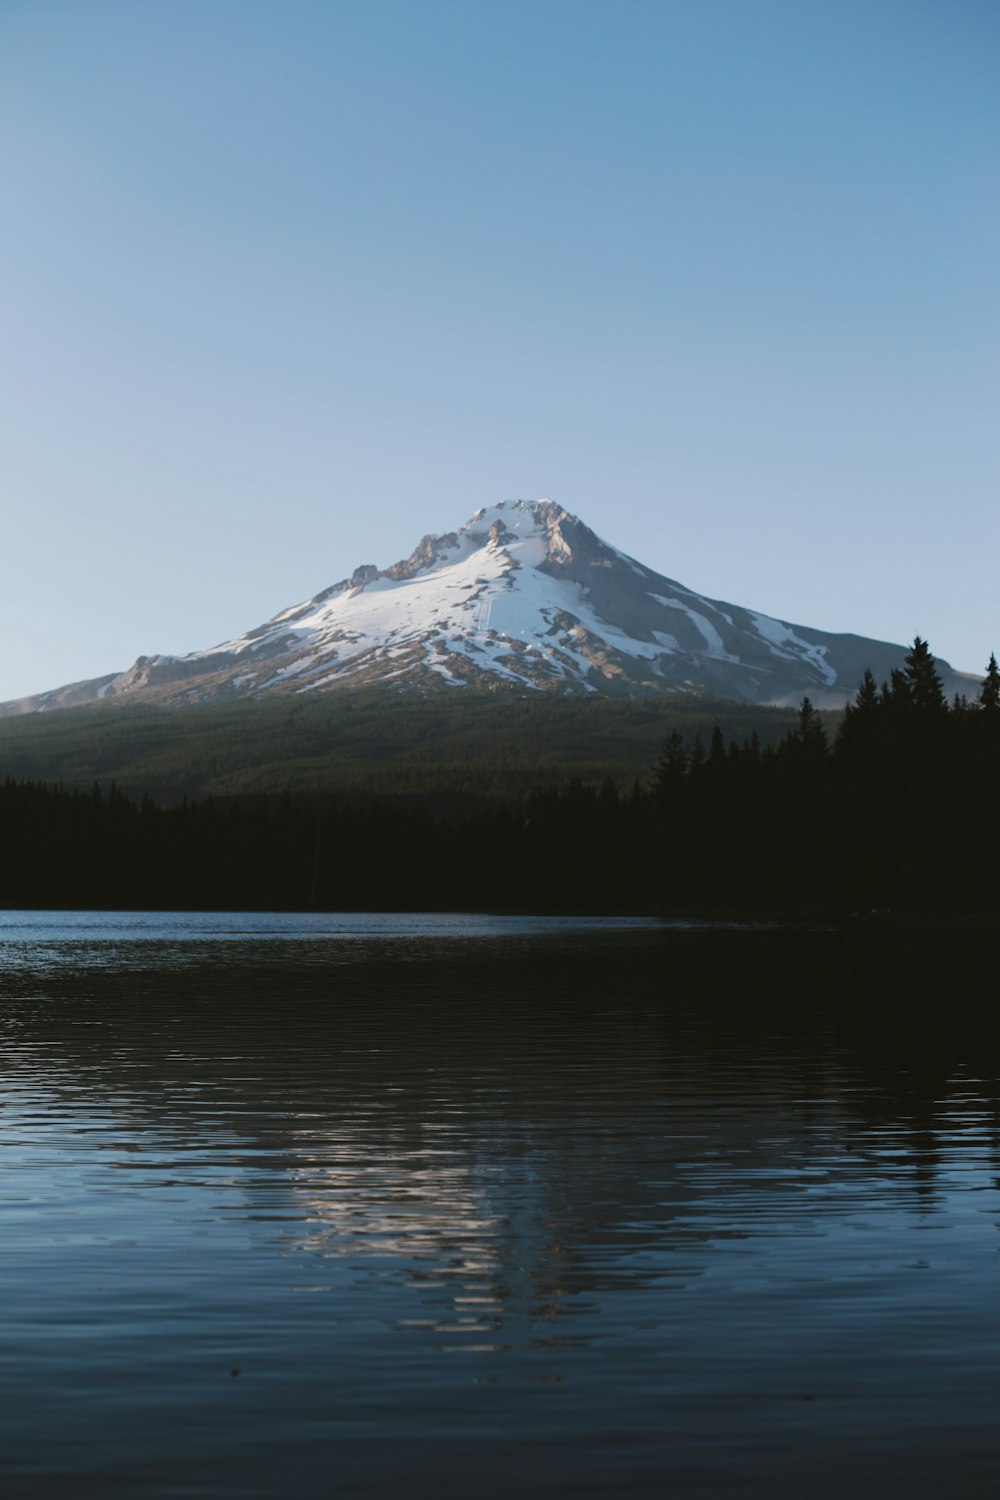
[2,0,997,701]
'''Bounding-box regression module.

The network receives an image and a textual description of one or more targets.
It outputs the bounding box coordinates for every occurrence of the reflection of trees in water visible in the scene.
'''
[3,930,999,1330]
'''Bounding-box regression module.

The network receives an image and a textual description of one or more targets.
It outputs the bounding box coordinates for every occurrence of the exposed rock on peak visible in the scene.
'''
[384,532,460,582]
[348,564,380,591]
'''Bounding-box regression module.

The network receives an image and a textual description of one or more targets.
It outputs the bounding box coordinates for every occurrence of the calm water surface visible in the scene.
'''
[2,910,999,1497]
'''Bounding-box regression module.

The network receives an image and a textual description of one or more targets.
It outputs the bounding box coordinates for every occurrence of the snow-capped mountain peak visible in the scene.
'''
[1,499,971,714]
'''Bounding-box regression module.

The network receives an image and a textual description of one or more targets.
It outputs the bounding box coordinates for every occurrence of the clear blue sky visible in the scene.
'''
[2,0,997,700]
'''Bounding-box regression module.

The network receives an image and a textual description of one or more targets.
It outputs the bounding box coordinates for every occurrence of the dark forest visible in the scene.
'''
[2,642,997,917]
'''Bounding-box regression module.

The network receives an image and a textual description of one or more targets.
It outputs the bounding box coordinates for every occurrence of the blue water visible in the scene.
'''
[1,912,998,1496]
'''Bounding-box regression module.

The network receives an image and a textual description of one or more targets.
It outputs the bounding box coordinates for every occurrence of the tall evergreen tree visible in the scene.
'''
[796,697,828,751]
[652,731,688,804]
[902,637,946,712]
[979,653,1000,714]
[854,669,879,717]
[707,725,727,775]
[836,668,879,768]
[880,669,910,710]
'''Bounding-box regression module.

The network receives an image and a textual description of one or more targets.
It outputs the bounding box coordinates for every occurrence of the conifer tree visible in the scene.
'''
[881,669,910,709]
[707,725,727,774]
[854,669,879,717]
[652,731,687,802]
[902,637,946,712]
[836,669,879,768]
[796,696,828,751]
[979,653,1000,714]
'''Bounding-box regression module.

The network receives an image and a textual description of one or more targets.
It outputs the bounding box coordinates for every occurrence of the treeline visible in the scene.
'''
[647,641,1000,913]
[0,777,655,913]
[1,640,997,915]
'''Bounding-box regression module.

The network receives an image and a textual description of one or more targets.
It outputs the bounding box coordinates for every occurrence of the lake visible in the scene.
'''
[2,910,1000,1497]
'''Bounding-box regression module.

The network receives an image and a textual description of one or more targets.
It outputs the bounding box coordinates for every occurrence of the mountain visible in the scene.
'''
[1,499,974,715]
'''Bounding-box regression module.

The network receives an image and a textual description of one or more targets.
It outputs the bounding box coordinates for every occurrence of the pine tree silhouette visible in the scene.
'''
[902,637,946,712]
[979,653,1000,713]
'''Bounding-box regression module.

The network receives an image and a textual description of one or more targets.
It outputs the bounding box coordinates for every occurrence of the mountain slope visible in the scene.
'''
[0,691,802,804]
[1,499,973,713]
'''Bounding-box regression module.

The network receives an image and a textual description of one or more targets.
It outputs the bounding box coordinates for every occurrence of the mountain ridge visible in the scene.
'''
[2,499,975,715]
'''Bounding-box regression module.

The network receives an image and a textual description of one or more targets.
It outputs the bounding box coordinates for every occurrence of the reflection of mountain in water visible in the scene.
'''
[5,929,1000,1336]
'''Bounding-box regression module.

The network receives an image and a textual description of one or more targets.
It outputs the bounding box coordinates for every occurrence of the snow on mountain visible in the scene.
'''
[0,499,972,714]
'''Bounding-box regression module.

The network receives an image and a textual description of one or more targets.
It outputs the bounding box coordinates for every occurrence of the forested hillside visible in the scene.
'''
[0,688,798,806]
[2,643,997,916]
